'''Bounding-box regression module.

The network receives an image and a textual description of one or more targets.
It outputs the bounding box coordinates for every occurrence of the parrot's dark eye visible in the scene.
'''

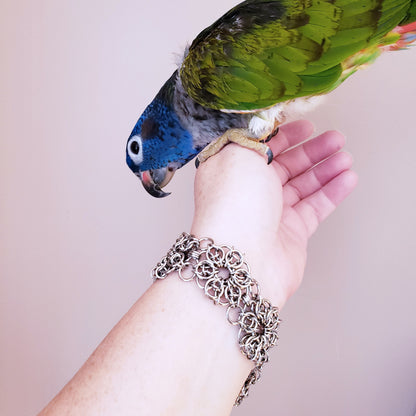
[130,140,140,155]
[127,135,143,165]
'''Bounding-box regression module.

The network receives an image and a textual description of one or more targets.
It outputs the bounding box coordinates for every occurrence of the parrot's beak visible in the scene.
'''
[138,167,176,198]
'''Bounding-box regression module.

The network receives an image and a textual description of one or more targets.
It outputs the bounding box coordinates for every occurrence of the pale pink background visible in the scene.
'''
[1,1,416,415]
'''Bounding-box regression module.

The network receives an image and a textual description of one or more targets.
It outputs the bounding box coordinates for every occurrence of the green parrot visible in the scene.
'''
[126,0,416,197]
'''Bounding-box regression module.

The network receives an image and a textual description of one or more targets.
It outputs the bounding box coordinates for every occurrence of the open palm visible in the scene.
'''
[192,120,358,308]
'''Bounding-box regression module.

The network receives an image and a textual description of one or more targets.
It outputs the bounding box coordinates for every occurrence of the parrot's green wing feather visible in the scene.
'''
[400,0,416,24]
[180,0,414,111]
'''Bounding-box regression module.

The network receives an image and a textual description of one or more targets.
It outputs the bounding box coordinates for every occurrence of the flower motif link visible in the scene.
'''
[225,249,244,269]
[204,277,227,304]
[232,268,251,288]
[224,281,243,308]
[195,259,216,280]
[206,245,226,266]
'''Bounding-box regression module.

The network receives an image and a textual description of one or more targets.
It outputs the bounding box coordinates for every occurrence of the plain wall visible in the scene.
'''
[1,1,415,415]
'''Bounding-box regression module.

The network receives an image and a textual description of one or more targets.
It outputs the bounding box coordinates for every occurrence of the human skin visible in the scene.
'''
[38,120,357,416]
[192,119,357,308]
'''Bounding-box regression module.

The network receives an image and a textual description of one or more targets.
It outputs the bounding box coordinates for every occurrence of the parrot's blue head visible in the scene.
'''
[126,89,198,197]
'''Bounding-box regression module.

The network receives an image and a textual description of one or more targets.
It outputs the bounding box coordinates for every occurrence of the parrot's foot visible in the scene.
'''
[195,128,274,168]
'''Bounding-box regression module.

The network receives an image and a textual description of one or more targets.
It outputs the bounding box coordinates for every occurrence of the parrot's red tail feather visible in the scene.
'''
[389,22,416,50]
[395,21,416,34]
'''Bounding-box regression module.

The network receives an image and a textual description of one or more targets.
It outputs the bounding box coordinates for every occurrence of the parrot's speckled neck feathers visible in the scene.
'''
[127,71,249,173]
[172,72,250,149]
[154,71,176,106]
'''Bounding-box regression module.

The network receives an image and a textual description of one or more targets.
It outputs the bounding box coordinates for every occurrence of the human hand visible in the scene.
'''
[191,120,358,308]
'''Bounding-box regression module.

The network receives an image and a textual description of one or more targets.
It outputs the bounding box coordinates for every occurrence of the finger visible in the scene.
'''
[283,151,353,206]
[274,130,345,184]
[293,170,358,237]
[269,120,315,155]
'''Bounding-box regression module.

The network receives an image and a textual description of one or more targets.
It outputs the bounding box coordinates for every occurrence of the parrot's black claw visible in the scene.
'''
[267,126,280,142]
[261,126,280,143]
[266,147,274,165]
[195,157,200,169]
[263,134,272,143]
[273,126,280,136]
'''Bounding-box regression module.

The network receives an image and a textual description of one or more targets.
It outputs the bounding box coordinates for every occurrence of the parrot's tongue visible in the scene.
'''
[140,167,175,198]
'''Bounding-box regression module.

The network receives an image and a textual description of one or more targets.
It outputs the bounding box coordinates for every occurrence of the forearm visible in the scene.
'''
[39,272,255,416]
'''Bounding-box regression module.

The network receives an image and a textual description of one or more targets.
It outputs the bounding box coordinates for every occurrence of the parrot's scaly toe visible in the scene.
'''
[196,128,276,166]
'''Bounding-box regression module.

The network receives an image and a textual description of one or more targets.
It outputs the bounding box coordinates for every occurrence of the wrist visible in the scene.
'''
[190,221,289,309]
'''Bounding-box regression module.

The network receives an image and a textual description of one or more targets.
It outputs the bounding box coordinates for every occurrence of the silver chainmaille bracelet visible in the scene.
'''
[152,232,281,406]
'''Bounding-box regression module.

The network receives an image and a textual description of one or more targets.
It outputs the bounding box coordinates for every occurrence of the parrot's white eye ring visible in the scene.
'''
[128,135,143,165]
